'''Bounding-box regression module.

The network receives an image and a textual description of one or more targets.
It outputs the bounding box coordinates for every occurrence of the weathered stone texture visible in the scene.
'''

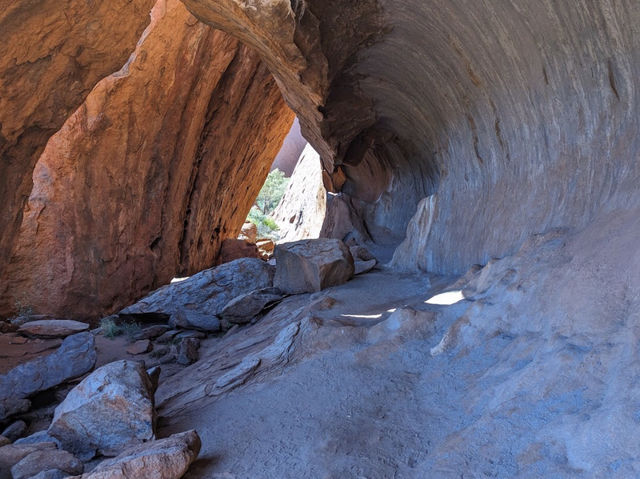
[1,0,293,318]
[0,0,155,288]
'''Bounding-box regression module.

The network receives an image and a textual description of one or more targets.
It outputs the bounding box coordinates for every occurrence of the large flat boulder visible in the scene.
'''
[19,319,89,338]
[48,360,156,460]
[68,430,201,479]
[274,239,354,294]
[122,258,275,317]
[0,332,96,421]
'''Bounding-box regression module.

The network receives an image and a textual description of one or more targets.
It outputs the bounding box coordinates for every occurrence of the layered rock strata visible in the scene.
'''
[1,0,293,318]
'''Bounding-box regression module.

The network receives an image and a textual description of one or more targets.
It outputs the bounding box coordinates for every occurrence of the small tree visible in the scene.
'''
[255,169,289,214]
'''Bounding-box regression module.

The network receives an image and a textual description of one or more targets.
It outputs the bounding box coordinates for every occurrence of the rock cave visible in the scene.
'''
[1,0,639,477]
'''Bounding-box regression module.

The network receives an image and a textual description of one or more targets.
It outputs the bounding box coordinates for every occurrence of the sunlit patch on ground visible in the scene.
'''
[425,290,464,305]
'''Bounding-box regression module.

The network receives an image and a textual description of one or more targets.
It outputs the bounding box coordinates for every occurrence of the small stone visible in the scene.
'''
[220,288,284,324]
[14,431,62,448]
[11,449,83,479]
[175,330,206,339]
[354,259,377,275]
[176,338,200,365]
[28,470,70,479]
[169,310,221,332]
[155,330,180,344]
[126,339,152,355]
[239,221,258,243]
[134,325,170,340]
[1,420,27,442]
[0,436,9,447]
[18,320,89,338]
[349,245,376,261]
[146,366,161,394]
[9,336,27,344]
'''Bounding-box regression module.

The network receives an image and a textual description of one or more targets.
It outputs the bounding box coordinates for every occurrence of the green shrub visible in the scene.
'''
[247,206,280,240]
[255,169,289,215]
[101,317,123,339]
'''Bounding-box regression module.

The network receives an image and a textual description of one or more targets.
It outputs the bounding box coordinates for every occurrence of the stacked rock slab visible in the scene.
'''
[0,0,294,319]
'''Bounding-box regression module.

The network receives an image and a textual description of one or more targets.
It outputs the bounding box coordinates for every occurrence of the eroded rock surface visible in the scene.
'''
[1,0,293,319]
[0,0,155,287]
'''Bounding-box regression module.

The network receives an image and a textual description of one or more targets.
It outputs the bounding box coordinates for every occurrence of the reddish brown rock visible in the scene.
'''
[1,0,293,318]
[0,0,155,287]
[217,240,261,265]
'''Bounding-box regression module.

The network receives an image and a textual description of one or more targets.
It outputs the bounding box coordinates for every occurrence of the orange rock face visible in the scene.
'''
[1,0,293,318]
[0,0,156,286]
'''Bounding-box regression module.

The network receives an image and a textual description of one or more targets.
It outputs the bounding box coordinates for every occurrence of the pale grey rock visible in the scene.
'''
[14,431,61,448]
[146,366,161,395]
[0,332,96,421]
[169,310,220,332]
[272,144,327,242]
[1,420,26,442]
[220,288,285,324]
[155,329,180,344]
[354,259,377,275]
[121,258,274,317]
[11,449,82,479]
[274,239,354,294]
[48,360,155,460]
[70,430,200,479]
[18,320,89,338]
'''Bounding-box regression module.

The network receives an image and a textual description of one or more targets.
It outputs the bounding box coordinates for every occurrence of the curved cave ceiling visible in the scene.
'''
[182,0,640,273]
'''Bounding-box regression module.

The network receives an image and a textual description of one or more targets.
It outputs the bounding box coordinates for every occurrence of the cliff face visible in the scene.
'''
[183,0,640,274]
[0,0,156,288]
[1,0,293,318]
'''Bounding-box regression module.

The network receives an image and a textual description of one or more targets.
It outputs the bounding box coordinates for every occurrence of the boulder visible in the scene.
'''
[274,239,354,294]
[176,339,200,365]
[133,325,170,341]
[0,332,96,421]
[354,259,377,275]
[220,288,285,324]
[14,431,62,448]
[349,245,376,262]
[1,420,26,442]
[69,430,201,479]
[48,360,155,460]
[11,449,82,479]
[169,310,221,333]
[239,222,258,243]
[122,258,275,318]
[217,239,261,265]
[0,443,57,479]
[18,320,89,338]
